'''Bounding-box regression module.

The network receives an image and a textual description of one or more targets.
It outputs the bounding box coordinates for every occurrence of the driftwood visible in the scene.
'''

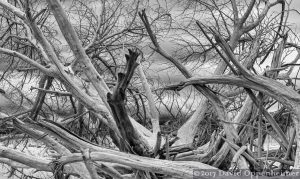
[1,0,300,178]
[107,49,151,155]
[0,137,219,179]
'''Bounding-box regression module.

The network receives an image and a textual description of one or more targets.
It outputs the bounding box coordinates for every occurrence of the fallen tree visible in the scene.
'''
[0,0,300,178]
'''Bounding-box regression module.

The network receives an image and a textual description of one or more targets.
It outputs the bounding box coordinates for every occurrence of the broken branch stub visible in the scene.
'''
[107,49,150,155]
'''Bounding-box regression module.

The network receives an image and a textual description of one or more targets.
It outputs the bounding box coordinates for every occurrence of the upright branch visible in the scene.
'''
[269,34,287,78]
[81,149,99,179]
[46,0,111,105]
[238,0,256,26]
[196,21,237,75]
[30,75,53,121]
[137,59,160,134]
[245,89,289,147]
[230,0,239,23]
[107,49,150,155]
[210,28,252,78]
[138,10,191,77]
[242,0,284,33]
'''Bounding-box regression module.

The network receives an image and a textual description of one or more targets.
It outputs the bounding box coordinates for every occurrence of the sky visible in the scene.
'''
[287,0,300,32]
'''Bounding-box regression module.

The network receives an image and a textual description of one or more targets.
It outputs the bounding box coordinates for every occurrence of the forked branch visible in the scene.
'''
[107,49,151,155]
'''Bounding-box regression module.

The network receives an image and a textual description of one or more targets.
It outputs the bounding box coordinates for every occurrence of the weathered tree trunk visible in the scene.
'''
[107,49,151,155]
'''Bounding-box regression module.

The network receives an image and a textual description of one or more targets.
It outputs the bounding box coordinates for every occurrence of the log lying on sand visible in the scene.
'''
[0,145,219,179]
